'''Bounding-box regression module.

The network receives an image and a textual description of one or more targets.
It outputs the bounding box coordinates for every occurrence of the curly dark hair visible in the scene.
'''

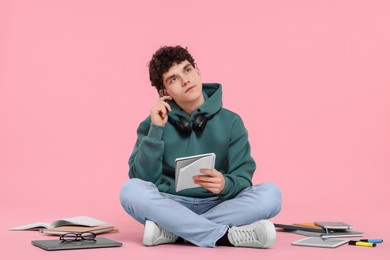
[148,45,196,92]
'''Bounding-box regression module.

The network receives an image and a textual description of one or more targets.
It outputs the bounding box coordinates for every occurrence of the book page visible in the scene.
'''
[10,216,107,230]
[50,216,107,228]
[10,222,50,230]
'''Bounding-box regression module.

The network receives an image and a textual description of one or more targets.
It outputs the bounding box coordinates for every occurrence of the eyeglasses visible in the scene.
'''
[60,232,96,243]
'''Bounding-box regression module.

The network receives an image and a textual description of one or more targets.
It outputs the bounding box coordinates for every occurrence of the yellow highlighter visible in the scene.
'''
[348,241,376,247]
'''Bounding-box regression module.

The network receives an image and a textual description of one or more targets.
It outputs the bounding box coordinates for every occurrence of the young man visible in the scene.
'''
[120,46,282,248]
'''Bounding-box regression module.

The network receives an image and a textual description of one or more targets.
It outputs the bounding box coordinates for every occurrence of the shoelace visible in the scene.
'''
[161,227,177,240]
[230,228,257,244]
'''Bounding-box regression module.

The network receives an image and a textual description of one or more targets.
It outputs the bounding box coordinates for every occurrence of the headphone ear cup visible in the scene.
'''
[176,116,192,136]
[192,114,208,133]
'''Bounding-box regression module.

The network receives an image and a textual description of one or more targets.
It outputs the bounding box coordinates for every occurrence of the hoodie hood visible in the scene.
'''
[167,83,223,121]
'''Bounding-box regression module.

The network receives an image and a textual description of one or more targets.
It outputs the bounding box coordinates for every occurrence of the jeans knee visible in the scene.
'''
[119,178,150,207]
[265,182,282,215]
[254,182,282,217]
[264,182,281,199]
[120,178,155,224]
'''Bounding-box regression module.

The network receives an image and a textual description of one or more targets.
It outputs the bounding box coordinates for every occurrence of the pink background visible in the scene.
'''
[1,0,389,259]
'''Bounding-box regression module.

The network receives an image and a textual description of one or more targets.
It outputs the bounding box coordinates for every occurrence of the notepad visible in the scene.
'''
[175,153,215,192]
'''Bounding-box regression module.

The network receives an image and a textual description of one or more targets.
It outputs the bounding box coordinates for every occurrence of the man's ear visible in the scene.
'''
[159,87,168,97]
[159,89,164,97]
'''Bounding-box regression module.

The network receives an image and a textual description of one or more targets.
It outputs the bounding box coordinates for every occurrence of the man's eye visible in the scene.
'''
[169,78,176,84]
[186,67,192,72]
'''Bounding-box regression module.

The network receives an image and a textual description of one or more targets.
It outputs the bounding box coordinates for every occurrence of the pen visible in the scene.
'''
[360,239,383,243]
[349,241,376,247]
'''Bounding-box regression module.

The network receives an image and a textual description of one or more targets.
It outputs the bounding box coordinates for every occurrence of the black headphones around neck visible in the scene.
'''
[168,114,211,136]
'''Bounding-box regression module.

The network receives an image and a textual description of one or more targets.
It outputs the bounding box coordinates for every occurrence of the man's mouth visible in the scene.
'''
[185,85,196,93]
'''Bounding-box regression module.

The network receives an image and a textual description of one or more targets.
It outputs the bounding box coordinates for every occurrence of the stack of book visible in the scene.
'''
[10,216,117,235]
[275,221,364,238]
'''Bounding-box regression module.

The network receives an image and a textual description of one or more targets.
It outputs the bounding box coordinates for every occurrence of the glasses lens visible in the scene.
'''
[81,232,96,240]
[61,233,78,241]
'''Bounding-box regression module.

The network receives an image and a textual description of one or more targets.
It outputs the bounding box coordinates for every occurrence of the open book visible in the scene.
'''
[175,153,216,192]
[10,216,108,231]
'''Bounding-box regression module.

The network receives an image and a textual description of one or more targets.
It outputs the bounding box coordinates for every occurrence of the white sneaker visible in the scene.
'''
[227,220,276,248]
[143,220,179,246]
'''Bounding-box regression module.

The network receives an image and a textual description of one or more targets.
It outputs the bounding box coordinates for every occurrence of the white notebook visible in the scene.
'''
[175,153,216,192]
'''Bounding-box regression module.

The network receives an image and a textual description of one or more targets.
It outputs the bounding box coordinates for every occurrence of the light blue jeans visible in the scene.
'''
[119,178,282,247]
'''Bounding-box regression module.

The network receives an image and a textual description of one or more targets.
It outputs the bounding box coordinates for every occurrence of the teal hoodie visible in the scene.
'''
[128,83,256,200]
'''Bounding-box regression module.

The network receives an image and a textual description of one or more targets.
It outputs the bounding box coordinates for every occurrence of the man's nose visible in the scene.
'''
[182,75,190,87]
